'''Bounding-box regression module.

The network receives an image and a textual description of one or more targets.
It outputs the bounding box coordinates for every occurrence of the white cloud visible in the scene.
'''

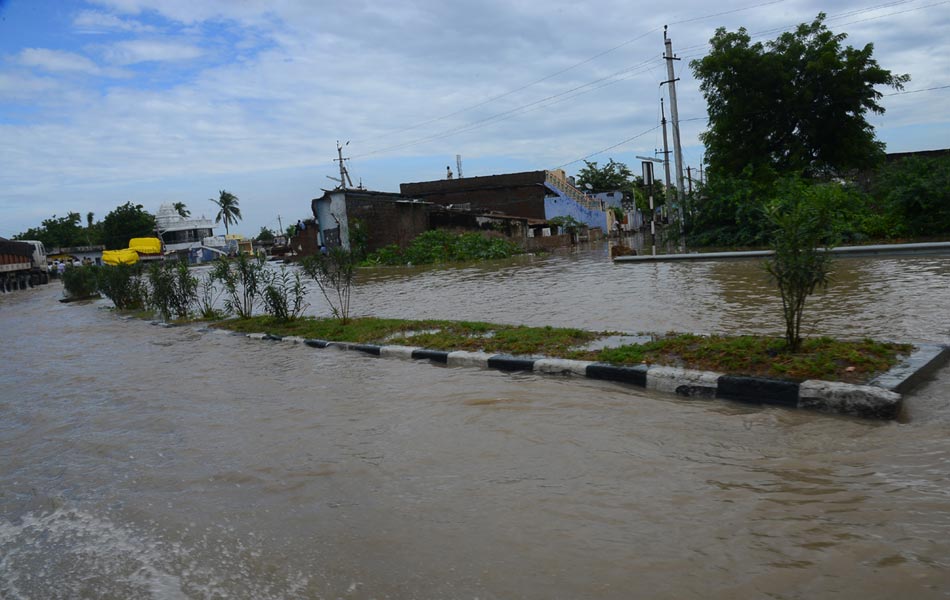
[1,0,948,238]
[17,48,102,74]
[101,39,204,65]
[73,10,156,33]
[0,72,59,100]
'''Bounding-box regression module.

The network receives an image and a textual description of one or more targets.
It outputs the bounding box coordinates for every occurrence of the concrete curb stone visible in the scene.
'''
[646,366,720,399]
[717,375,800,407]
[799,380,902,419]
[217,328,947,420]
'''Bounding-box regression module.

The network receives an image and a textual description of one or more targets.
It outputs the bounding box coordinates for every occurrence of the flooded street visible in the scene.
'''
[2,246,949,599]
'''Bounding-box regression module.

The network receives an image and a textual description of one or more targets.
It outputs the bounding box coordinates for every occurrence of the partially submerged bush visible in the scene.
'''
[260,264,308,322]
[147,261,198,321]
[210,254,265,318]
[61,265,99,299]
[365,230,520,266]
[301,248,357,323]
[97,263,148,310]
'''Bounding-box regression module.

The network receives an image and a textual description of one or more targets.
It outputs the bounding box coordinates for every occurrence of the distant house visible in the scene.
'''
[310,188,553,254]
[400,169,624,233]
[311,189,432,252]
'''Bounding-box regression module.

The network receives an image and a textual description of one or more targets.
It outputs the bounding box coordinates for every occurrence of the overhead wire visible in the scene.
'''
[351,0,793,150]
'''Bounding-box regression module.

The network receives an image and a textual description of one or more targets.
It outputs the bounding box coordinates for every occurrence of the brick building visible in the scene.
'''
[400,171,550,220]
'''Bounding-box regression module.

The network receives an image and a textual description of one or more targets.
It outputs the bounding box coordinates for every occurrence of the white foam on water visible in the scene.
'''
[0,508,314,599]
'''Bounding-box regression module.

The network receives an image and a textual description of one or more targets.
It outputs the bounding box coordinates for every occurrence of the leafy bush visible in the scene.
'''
[764,185,836,352]
[210,254,265,318]
[364,230,520,265]
[147,261,198,321]
[871,155,950,237]
[301,248,357,323]
[260,265,308,322]
[97,264,148,310]
[61,265,99,299]
[196,272,225,320]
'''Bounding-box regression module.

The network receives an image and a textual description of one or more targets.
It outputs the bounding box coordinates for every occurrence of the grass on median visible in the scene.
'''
[211,316,911,384]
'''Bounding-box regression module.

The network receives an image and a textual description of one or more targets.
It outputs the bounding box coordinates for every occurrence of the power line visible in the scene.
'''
[352,0,792,146]
[677,0,941,60]
[351,58,661,160]
[885,84,950,95]
[554,125,660,169]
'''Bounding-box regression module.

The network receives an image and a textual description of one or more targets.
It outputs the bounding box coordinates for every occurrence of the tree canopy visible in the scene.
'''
[212,190,242,236]
[256,226,276,242]
[574,159,633,192]
[101,202,157,250]
[14,212,88,248]
[691,14,908,180]
[173,202,191,218]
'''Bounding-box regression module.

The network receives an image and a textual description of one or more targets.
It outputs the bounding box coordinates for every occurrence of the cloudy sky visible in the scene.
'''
[1,0,947,238]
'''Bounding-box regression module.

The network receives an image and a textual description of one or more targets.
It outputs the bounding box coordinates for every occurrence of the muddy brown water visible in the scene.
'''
[2,247,949,599]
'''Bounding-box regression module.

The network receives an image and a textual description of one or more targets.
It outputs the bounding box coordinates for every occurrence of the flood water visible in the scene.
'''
[2,246,949,599]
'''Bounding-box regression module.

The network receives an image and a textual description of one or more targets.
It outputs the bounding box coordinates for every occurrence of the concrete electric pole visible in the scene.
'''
[662,26,686,227]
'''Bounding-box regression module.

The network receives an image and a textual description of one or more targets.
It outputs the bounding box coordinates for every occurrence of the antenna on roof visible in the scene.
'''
[456,154,463,179]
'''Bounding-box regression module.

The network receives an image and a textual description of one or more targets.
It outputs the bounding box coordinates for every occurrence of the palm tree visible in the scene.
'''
[173,202,191,218]
[211,190,242,236]
[86,211,95,245]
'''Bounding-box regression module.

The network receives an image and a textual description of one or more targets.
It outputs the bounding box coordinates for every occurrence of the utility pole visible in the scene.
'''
[333,141,353,190]
[687,166,693,195]
[662,26,686,227]
[277,213,283,235]
[658,97,678,232]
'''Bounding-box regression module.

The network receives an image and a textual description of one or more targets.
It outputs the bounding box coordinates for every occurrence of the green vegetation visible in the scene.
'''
[364,230,521,266]
[593,334,909,383]
[96,263,148,310]
[256,226,276,242]
[301,248,358,323]
[173,202,190,218]
[211,190,242,236]
[687,160,950,248]
[211,316,909,384]
[13,202,157,250]
[210,253,265,318]
[869,154,950,237]
[764,183,836,351]
[575,158,633,192]
[14,212,89,248]
[147,261,199,321]
[61,264,99,299]
[260,264,309,322]
[692,13,907,180]
[684,16,948,248]
[102,202,157,250]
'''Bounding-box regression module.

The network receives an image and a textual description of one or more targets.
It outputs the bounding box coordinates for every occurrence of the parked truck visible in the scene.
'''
[0,238,49,292]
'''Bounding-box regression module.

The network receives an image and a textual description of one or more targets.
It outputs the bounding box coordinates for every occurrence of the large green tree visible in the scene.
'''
[211,190,242,236]
[574,159,633,192]
[14,212,86,248]
[691,14,908,180]
[101,202,157,249]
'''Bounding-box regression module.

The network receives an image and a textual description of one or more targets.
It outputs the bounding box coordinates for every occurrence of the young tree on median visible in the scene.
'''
[764,179,839,352]
[301,248,357,324]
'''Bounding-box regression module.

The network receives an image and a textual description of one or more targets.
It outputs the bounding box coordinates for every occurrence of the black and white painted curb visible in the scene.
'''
[219,328,950,420]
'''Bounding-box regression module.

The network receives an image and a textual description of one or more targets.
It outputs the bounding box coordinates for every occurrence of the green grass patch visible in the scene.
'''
[584,333,911,383]
[211,316,911,383]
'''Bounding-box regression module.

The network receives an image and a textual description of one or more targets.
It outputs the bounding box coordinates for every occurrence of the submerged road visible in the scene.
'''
[2,246,949,599]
